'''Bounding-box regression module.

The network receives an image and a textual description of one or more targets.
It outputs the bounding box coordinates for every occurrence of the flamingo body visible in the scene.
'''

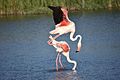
[56,43,70,52]
[59,19,70,26]
[48,35,77,71]
[49,21,75,35]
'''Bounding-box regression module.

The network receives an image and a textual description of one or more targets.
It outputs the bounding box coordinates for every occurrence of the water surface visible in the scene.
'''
[0,10,120,80]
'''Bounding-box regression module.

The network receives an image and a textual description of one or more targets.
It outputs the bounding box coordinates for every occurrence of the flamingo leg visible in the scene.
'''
[53,34,61,39]
[56,53,60,71]
[59,54,64,69]
[47,34,60,44]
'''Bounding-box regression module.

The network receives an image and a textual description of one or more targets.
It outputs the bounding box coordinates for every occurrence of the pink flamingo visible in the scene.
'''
[48,35,77,71]
[48,6,82,52]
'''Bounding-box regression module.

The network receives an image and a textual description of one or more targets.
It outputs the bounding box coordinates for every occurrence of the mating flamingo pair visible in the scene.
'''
[47,6,82,71]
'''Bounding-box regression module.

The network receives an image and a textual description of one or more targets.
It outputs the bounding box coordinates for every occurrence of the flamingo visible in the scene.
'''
[48,6,82,52]
[48,35,77,71]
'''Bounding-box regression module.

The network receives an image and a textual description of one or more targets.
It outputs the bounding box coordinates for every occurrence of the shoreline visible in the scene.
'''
[0,7,120,16]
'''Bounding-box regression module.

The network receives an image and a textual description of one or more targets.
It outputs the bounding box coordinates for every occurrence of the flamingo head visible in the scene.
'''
[48,35,56,45]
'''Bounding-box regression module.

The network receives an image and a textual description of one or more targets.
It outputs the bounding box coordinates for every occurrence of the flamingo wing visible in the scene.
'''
[48,6,63,25]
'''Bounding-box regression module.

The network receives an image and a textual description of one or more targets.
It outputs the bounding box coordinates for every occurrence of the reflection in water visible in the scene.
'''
[55,71,80,80]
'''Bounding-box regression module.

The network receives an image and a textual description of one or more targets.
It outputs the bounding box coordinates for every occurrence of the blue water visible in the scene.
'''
[0,10,120,80]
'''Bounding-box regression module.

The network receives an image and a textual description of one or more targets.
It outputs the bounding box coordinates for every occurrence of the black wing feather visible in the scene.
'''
[48,6,63,25]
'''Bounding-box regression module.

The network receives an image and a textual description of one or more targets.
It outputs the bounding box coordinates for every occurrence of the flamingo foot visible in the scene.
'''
[60,66,64,69]
[56,67,58,71]
[72,68,76,71]
[73,70,77,72]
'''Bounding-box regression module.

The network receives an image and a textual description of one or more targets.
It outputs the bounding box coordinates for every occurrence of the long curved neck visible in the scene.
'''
[70,32,82,42]
[70,32,82,52]
[63,9,71,22]
[66,55,77,70]
[65,13,71,22]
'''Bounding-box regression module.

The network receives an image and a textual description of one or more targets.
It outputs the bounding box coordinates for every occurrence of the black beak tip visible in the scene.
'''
[76,51,79,53]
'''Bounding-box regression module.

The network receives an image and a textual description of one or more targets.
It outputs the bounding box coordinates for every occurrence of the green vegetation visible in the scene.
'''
[0,0,120,15]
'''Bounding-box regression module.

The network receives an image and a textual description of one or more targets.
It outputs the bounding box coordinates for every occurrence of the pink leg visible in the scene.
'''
[49,29,57,34]
[47,34,60,44]
[53,34,61,39]
[59,54,64,69]
[56,53,59,71]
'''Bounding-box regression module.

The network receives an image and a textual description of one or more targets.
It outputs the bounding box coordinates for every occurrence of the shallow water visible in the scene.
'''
[0,10,120,80]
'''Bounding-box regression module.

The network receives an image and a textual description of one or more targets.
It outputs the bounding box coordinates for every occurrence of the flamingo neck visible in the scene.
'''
[64,14,71,22]
[62,8,71,23]
[70,32,82,52]
[70,32,82,42]
[66,55,77,70]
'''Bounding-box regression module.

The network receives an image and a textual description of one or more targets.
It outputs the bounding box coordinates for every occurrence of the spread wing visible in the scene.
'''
[48,6,63,25]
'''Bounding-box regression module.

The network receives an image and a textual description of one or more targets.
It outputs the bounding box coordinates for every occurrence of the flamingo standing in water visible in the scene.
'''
[48,35,77,71]
[48,6,82,52]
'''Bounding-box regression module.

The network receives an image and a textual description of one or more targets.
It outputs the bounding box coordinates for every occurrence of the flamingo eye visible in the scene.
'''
[66,8,68,11]
[47,40,53,45]
[49,40,52,43]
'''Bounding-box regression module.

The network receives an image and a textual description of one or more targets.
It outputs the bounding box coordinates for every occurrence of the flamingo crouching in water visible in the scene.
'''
[48,35,77,71]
